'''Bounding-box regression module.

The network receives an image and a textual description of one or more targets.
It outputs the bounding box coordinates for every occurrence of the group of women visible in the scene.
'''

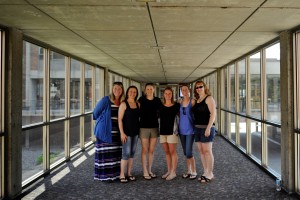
[93,81,216,184]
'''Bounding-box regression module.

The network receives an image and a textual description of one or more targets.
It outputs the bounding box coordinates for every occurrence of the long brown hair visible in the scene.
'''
[194,80,211,100]
[163,86,175,104]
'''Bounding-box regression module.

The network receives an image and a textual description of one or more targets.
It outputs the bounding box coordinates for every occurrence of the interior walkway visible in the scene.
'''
[18,136,298,200]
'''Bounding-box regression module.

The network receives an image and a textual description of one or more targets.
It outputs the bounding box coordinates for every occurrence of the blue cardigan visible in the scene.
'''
[93,96,112,143]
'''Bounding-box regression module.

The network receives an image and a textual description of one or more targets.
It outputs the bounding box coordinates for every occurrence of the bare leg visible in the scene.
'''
[202,142,214,179]
[169,143,178,175]
[196,142,207,176]
[127,158,134,176]
[120,159,128,178]
[141,138,150,176]
[148,137,157,174]
[185,158,191,174]
[162,143,171,177]
[188,156,196,174]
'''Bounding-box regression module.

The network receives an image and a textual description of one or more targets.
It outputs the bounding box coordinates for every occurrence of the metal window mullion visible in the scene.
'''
[217,68,222,136]
[246,57,252,154]
[43,48,50,171]
[295,134,299,192]
[65,57,70,160]
[295,32,300,193]
[91,66,96,141]
[0,30,5,197]
[235,63,240,146]
[80,63,84,149]
[261,48,268,167]
[227,67,231,139]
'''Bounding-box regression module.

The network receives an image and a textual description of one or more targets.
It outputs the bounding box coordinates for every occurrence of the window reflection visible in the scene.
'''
[22,128,43,182]
[49,122,65,165]
[267,125,281,174]
[229,65,235,111]
[70,118,80,152]
[250,52,261,119]
[22,42,44,125]
[251,120,262,162]
[239,116,246,151]
[50,51,65,120]
[238,60,246,114]
[230,114,236,143]
[84,115,92,145]
[70,59,81,116]
[265,43,281,123]
[84,64,92,112]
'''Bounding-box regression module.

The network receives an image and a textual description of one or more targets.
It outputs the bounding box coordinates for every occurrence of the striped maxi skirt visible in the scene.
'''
[94,130,122,182]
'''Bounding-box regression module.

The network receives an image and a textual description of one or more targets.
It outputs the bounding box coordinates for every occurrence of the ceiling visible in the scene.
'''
[0,0,300,84]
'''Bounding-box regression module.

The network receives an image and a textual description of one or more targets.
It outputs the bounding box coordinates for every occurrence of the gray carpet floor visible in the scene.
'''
[20,135,299,200]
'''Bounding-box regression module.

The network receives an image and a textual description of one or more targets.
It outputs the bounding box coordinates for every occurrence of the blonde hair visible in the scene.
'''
[109,82,125,102]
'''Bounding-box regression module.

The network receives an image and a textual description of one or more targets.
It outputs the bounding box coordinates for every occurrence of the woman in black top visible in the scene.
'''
[160,87,180,180]
[118,86,140,183]
[193,81,216,183]
[138,83,162,180]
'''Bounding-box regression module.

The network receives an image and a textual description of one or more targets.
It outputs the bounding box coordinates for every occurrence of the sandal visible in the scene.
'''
[120,177,128,183]
[143,175,152,180]
[161,173,169,179]
[198,176,213,183]
[182,173,191,178]
[128,175,136,181]
[189,173,197,180]
[198,175,206,182]
[149,173,157,178]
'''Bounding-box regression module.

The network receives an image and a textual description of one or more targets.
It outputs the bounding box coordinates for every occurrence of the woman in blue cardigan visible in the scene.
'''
[93,82,125,182]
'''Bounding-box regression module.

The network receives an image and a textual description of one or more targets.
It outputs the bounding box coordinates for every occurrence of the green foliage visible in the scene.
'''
[36,152,60,165]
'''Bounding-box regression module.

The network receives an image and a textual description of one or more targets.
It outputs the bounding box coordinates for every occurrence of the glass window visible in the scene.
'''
[229,65,235,111]
[22,127,43,182]
[50,51,65,120]
[238,59,246,114]
[265,43,281,123]
[70,59,81,116]
[249,52,261,119]
[70,118,80,153]
[251,120,262,163]
[230,114,236,143]
[267,125,281,174]
[49,121,65,165]
[22,42,44,126]
[239,116,246,151]
[95,68,101,102]
[84,115,92,145]
[222,67,228,109]
[84,64,92,112]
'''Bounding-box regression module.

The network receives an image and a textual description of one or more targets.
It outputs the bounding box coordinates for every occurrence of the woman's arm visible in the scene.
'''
[118,102,127,144]
[205,96,216,137]
[93,96,108,120]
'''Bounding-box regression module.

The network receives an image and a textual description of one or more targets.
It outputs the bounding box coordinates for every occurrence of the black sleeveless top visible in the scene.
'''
[122,101,140,137]
[193,96,210,125]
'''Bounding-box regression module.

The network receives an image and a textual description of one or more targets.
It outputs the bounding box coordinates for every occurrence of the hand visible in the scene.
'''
[121,133,127,144]
[204,128,210,137]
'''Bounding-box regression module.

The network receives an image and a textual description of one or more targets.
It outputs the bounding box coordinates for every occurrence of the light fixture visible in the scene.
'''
[150,45,164,49]
[135,0,157,2]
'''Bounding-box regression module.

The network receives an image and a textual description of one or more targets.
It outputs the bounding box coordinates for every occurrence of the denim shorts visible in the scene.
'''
[122,135,139,160]
[179,134,195,158]
[194,127,215,143]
